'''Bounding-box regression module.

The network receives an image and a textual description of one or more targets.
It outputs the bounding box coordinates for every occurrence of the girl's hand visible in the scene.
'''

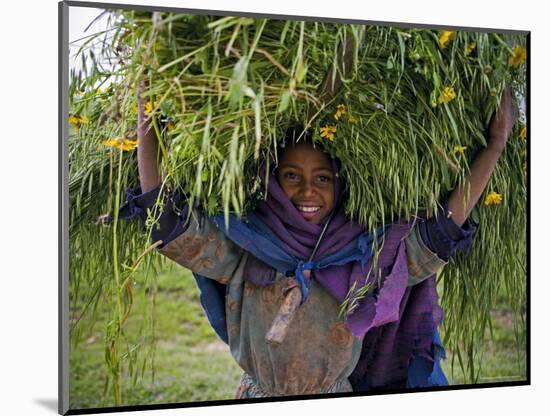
[488,86,518,153]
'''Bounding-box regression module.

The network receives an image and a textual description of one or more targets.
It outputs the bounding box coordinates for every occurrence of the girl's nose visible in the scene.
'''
[300,181,316,197]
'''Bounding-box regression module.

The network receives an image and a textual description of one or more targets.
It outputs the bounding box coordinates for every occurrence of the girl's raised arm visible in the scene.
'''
[137,80,162,193]
[447,88,518,226]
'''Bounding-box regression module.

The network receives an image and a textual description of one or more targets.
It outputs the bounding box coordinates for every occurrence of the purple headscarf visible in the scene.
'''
[251,151,379,305]
[254,158,364,259]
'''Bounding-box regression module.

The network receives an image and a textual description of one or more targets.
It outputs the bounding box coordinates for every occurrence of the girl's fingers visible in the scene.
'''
[498,87,517,128]
[489,87,517,143]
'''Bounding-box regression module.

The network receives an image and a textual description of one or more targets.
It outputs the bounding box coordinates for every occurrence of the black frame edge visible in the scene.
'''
[59,1,70,415]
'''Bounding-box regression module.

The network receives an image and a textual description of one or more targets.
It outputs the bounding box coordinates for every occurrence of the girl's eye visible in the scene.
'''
[284,172,299,181]
[318,175,332,183]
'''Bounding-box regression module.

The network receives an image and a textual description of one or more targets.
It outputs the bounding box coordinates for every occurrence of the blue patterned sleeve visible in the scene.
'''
[119,186,277,283]
[118,185,190,248]
[417,199,477,261]
[405,200,478,286]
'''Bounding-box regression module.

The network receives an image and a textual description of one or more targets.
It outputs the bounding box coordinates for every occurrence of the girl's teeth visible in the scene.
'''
[298,206,320,213]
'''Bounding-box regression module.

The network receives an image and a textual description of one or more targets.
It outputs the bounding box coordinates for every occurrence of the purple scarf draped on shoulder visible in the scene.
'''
[244,161,443,389]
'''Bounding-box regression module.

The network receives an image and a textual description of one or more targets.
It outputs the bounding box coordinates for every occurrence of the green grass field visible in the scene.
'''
[69,261,526,410]
[441,295,526,385]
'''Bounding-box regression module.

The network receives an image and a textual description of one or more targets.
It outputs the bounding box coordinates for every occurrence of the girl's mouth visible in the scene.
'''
[296,205,321,220]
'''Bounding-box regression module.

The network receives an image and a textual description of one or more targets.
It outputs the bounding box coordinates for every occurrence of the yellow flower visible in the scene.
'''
[438,86,456,104]
[334,104,346,120]
[320,125,337,141]
[68,114,90,129]
[466,41,476,56]
[484,191,503,206]
[519,126,527,141]
[439,31,456,49]
[68,115,80,126]
[453,145,467,155]
[144,101,154,115]
[103,137,139,151]
[509,46,527,67]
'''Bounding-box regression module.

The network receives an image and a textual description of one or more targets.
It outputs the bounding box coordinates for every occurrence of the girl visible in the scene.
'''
[121,86,517,397]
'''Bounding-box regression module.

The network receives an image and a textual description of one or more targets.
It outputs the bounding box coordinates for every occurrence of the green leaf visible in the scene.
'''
[296,60,307,84]
[277,90,292,113]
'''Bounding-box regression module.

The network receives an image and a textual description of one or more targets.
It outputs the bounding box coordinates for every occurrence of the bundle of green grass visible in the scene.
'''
[69,9,526,401]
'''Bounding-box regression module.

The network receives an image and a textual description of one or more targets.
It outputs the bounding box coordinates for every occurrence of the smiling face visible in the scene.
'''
[277,142,335,224]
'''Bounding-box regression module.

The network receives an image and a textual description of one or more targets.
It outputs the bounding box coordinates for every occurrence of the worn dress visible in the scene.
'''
[120,186,475,398]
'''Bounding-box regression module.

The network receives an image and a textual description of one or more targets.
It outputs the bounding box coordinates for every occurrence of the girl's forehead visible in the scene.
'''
[280,143,332,168]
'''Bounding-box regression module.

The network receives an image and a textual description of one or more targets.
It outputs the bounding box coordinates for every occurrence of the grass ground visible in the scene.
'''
[69,261,526,410]
[441,299,526,385]
[69,262,242,409]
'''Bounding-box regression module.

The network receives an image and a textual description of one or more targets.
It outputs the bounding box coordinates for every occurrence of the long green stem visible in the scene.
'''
[110,148,125,405]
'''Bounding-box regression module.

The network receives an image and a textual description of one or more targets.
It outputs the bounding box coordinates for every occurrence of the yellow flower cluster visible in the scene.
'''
[320,104,358,142]
[334,104,346,120]
[466,42,476,56]
[103,137,139,151]
[334,104,357,123]
[68,114,90,129]
[439,31,456,49]
[509,47,527,68]
[484,191,503,206]
[438,86,456,104]
[320,125,337,141]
